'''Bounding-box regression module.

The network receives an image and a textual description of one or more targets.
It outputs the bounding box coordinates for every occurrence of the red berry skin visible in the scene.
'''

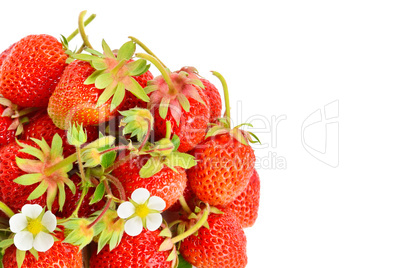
[0,43,15,68]
[90,231,171,268]
[152,88,210,153]
[0,35,68,107]
[47,60,119,130]
[112,156,187,210]
[0,106,16,147]
[200,77,222,124]
[180,213,248,268]
[219,169,260,228]
[21,111,98,157]
[2,231,82,268]
[0,140,58,213]
[187,133,256,206]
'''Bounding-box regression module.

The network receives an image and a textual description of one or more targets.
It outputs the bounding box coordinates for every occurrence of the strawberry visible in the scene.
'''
[0,44,15,68]
[179,67,222,124]
[0,35,68,108]
[90,231,172,268]
[0,140,54,213]
[112,155,188,210]
[21,111,98,156]
[218,169,260,228]
[0,105,16,147]
[186,72,257,206]
[180,212,248,268]
[119,69,154,111]
[2,231,82,268]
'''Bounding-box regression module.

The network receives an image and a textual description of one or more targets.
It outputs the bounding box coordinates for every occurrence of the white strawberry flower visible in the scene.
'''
[117,188,166,236]
[9,204,57,252]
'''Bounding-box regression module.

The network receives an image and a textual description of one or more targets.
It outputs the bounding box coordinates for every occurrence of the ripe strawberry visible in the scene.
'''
[89,231,171,268]
[218,169,260,228]
[180,213,247,268]
[179,67,222,124]
[187,133,255,206]
[21,111,98,156]
[0,44,15,68]
[48,60,118,129]
[112,155,187,210]
[0,140,54,213]
[2,231,82,268]
[0,35,68,107]
[0,105,16,147]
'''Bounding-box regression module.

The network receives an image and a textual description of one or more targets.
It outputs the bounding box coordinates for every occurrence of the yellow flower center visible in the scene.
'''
[27,218,43,235]
[136,204,150,218]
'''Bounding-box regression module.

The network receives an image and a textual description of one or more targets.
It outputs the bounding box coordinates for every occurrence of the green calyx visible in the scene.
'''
[0,96,37,136]
[92,209,125,253]
[119,108,154,142]
[14,135,75,211]
[67,123,88,147]
[69,39,151,112]
[61,218,95,250]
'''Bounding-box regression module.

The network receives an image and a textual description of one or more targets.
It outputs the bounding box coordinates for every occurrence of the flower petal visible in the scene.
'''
[41,211,57,232]
[124,216,143,236]
[147,196,166,211]
[14,231,34,251]
[131,188,150,204]
[33,231,54,252]
[146,213,163,231]
[117,202,135,219]
[21,204,43,219]
[9,213,28,233]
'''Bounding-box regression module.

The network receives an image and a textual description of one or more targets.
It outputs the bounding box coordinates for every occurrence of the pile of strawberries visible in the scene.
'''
[0,11,260,268]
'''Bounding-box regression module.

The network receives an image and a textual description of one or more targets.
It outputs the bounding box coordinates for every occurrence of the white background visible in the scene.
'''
[1,1,401,267]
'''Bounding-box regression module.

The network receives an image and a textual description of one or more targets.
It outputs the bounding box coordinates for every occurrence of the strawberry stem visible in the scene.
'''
[76,146,87,183]
[104,174,126,201]
[66,13,96,42]
[178,195,192,215]
[0,201,14,218]
[212,71,231,128]
[71,185,89,218]
[170,204,210,244]
[165,121,172,139]
[129,36,167,68]
[44,153,78,177]
[136,53,177,95]
[78,10,93,49]
[87,180,113,229]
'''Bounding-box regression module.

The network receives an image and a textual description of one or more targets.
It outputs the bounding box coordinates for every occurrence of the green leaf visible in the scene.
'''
[177,255,192,268]
[124,77,150,102]
[18,146,45,162]
[139,157,164,178]
[85,48,105,58]
[90,182,105,205]
[16,249,26,268]
[84,70,104,85]
[102,40,115,58]
[110,82,126,111]
[100,147,117,169]
[50,134,63,160]
[27,180,48,200]
[96,82,117,108]
[177,94,190,112]
[57,181,66,210]
[92,59,108,70]
[171,135,180,151]
[13,173,42,186]
[95,72,114,89]
[167,152,197,169]
[72,53,99,62]
[31,138,51,155]
[117,41,135,61]
[159,97,170,119]
[29,248,39,260]
[0,238,14,248]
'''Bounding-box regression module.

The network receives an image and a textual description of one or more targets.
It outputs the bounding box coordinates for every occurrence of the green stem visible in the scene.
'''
[136,53,177,95]
[76,147,86,183]
[71,186,89,218]
[178,195,192,215]
[170,204,210,244]
[66,13,96,42]
[0,201,14,218]
[13,107,39,118]
[137,118,151,152]
[87,181,113,229]
[78,10,93,49]
[104,174,126,201]
[128,36,167,68]
[44,153,77,176]
[212,71,231,128]
[165,121,172,139]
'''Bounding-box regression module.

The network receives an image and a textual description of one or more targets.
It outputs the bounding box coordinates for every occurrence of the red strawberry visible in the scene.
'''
[166,183,196,213]
[0,35,68,107]
[0,140,56,213]
[112,155,187,210]
[218,169,260,228]
[2,231,82,268]
[179,67,222,124]
[0,44,15,68]
[89,231,171,268]
[180,213,247,268]
[47,60,118,129]
[0,105,16,147]
[22,111,98,156]
[187,133,255,206]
